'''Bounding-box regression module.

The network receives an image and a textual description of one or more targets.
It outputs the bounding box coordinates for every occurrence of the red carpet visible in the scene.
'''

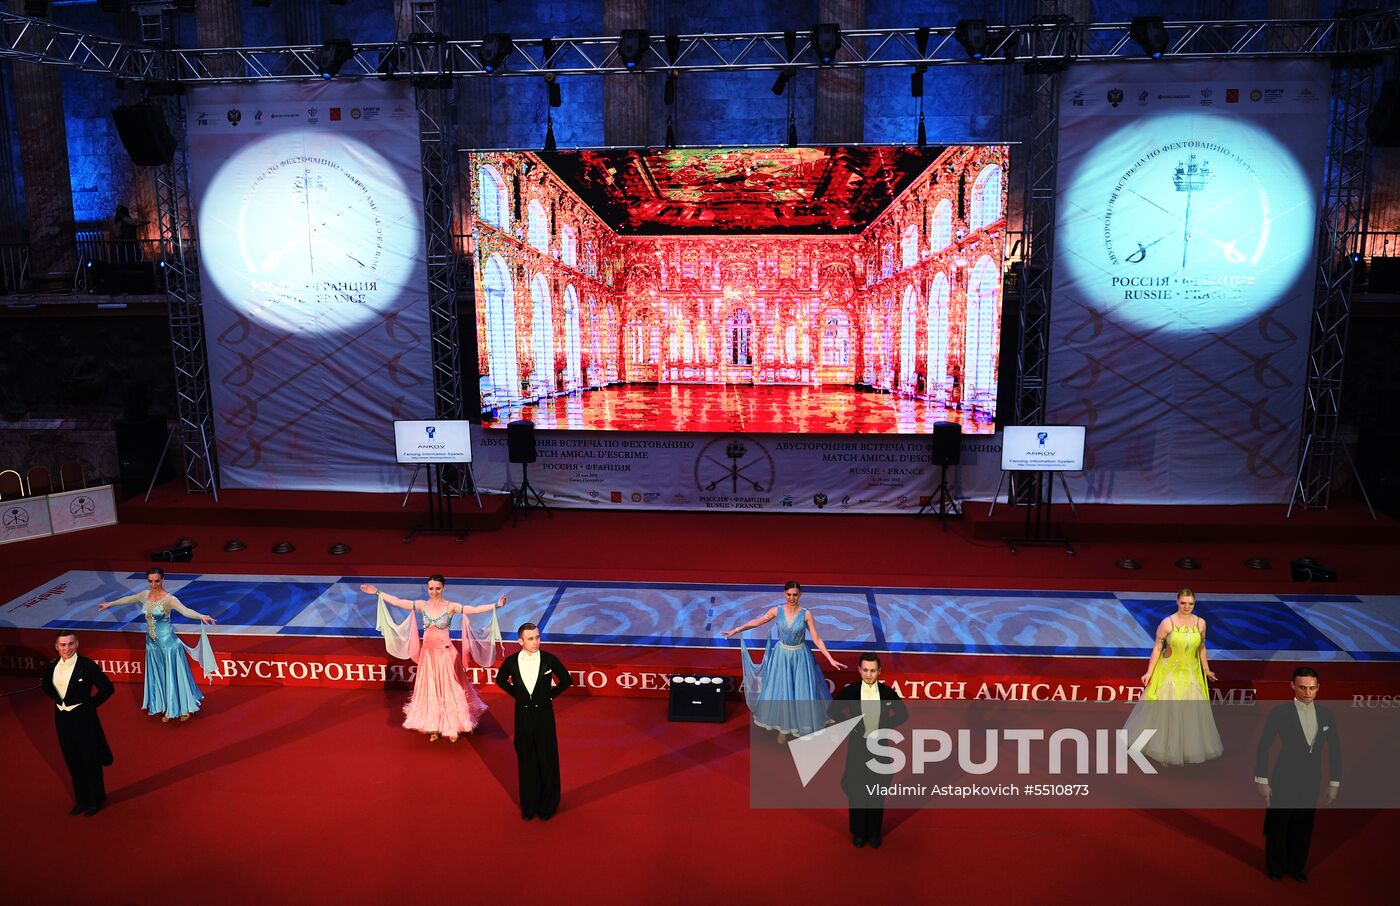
[0,677,1390,905]
[2,482,1394,594]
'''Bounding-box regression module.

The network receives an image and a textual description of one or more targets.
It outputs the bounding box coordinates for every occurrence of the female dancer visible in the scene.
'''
[1125,587,1223,764]
[361,576,504,742]
[723,581,845,740]
[97,567,216,722]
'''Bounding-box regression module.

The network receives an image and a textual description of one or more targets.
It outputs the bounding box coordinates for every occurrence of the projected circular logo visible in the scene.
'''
[1059,113,1315,334]
[197,131,422,333]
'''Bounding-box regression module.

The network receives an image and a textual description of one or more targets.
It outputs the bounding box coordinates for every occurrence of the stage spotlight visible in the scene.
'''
[955,19,990,60]
[618,29,649,70]
[810,23,841,64]
[910,67,924,97]
[771,69,794,96]
[546,75,562,108]
[316,38,355,79]
[1116,558,1142,570]
[151,539,195,563]
[1174,556,1200,570]
[1245,557,1271,570]
[328,542,351,556]
[1290,557,1337,582]
[222,539,247,552]
[272,541,295,554]
[1129,16,1170,59]
[481,33,514,73]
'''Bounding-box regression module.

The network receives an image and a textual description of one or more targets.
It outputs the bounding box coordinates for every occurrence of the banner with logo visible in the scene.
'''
[0,497,53,545]
[47,485,117,535]
[467,426,1006,512]
[1047,61,1330,503]
[187,82,434,492]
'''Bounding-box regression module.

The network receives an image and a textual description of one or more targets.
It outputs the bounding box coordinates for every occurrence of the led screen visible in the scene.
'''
[468,145,1009,434]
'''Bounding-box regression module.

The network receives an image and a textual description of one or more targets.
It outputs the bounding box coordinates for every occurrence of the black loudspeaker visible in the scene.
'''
[86,260,158,294]
[1368,79,1400,147]
[114,417,171,500]
[507,419,537,464]
[1290,558,1337,583]
[112,104,176,166]
[1369,257,1400,293]
[931,420,962,466]
[667,675,726,723]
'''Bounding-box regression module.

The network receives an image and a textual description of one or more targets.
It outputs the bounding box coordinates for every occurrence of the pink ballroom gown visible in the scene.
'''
[402,608,487,739]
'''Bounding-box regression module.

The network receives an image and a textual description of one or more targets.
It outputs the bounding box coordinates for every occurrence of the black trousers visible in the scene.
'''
[1264,807,1316,876]
[849,805,884,839]
[55,709,107,809]
[515,720,561,817]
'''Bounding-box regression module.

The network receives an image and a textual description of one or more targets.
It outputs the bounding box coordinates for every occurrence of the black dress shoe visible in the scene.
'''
[83,804,100,817]
[869,836,882,849]
[69,805,84,817]
[1290,871,1308,883]
[852,836,866,848]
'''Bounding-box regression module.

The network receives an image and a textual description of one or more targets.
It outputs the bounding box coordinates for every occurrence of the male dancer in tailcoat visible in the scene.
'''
[830,652,908,849]
[1254,666,1341,882]
[497,622,573,820]
[41,631,115,816]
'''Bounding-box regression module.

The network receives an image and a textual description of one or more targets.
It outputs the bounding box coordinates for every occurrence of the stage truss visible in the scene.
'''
[1,7,1395,506]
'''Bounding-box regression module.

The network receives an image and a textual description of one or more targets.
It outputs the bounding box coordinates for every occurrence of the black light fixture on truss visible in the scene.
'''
[619,29,649,71]
[955,19,991,60]
[810,23,841,64]
[481,33,514,73]
[913,27,929,148]
[316,38,355,79]
[1129,16,1170,59]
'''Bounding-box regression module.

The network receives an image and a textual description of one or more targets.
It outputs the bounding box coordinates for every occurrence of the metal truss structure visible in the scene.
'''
[1291,24,1384,513]
[2,12,1398,81]
[408,1,470,497]
[2,5,1396,506]
[139,8,219,498]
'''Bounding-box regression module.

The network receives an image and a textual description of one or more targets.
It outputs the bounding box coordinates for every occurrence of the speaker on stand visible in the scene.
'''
[916,421,962,529]
[507,419,551,525]
[114,417,171,501]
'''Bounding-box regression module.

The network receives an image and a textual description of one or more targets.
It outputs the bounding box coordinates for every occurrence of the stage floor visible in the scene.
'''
[11,571,1400,663]
[480,383,998,433]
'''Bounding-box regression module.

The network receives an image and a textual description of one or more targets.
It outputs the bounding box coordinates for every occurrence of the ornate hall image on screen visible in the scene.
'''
[467,145,1009,434]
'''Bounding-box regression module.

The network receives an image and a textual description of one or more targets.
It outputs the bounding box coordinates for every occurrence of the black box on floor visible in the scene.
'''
[1290,558,1337,582]
[668,675,726,723]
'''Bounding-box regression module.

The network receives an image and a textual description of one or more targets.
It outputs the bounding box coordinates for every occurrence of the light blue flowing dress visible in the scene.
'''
[109,590,213,718]
[739,606,832,736]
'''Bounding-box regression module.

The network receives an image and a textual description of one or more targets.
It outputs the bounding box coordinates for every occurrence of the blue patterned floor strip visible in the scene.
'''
[5,571,1398,663]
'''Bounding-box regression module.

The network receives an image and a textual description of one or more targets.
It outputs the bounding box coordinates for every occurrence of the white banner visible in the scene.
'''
[468,425,1006,512]
[1047,61,1330,503]
[47,485,118,536]
[0,498,53,545]
[187,82,435,491]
